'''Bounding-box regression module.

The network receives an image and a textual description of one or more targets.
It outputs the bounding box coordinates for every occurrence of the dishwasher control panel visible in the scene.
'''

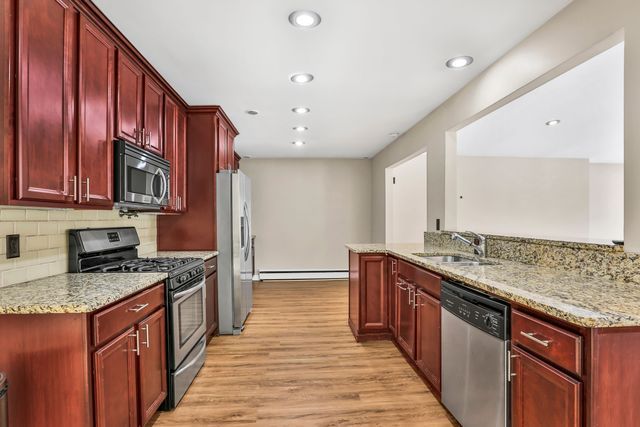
[441,280,509,340]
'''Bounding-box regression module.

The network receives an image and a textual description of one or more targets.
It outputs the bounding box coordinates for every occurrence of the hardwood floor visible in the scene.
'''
[151,280,457,426]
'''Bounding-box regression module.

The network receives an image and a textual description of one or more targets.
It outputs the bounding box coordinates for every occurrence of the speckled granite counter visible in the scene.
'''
[0,273,167,314]
[346,243,640,328]
[157,251,218,260]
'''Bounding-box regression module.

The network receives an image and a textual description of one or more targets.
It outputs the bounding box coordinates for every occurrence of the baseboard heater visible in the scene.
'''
[258,269,348,281]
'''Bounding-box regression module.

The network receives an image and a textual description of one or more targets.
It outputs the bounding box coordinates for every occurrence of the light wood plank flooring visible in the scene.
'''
[151,280,456,426]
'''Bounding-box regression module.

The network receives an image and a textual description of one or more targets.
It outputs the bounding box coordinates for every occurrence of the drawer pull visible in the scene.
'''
[128,303,149,313]
[520,331,552,347]
[129,331,140,356]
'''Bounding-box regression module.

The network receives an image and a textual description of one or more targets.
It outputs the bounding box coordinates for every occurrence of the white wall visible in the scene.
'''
[386,152,427,243]
[240,159,372,272]
[589,163,624,240]
[370,0,640,252]
[456,156,590,239]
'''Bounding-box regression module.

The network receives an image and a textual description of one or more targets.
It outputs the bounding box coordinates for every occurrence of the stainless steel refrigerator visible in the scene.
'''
[216,170,253,335]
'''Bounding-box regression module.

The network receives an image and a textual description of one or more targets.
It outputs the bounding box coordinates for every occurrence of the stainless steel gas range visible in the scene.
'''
[68,227,206,409]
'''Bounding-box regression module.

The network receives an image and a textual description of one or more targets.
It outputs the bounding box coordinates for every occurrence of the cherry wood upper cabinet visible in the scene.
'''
[116,53,143,145]
[176,108,188,210]
[217,118,229,171]
[94,327,138,427]
[511,346,581,427]
[415,289,441,392]
[143,78,164,156]
[163,99,187,212]
[16,0,77,203]
[137,308,167,426]
[77,15,114,207]
[164,97,178,210]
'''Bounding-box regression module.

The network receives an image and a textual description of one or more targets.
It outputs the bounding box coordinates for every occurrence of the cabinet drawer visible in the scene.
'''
[93,283,165,347]
[398,260,441,298]
[205,257,217,277]
[512,310,582,376]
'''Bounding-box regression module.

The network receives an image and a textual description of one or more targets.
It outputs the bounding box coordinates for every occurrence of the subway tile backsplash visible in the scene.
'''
[0,207,157,288]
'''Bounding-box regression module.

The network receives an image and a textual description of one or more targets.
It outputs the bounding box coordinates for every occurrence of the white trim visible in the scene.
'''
[258,270,348,281]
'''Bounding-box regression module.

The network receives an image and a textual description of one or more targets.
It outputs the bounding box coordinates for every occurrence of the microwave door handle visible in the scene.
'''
[153,169,168,204]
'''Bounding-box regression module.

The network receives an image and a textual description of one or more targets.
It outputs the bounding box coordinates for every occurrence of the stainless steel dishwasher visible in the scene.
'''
[441,280,510,427]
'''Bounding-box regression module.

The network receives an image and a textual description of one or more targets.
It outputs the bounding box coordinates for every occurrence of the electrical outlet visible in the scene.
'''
[6,234,20,259]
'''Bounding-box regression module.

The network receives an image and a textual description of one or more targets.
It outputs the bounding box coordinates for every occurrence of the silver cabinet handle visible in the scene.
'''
[129,330,140,356]
[69,175,77,201]
[408,286,413,306]
[396,278,408,290]
[520,331,552,347]
[128,303,149,313]
[84,177,90,202]
[391,260,397,275]
[508,350,519,381]
[141,325,150,348]
[133,128,140,143]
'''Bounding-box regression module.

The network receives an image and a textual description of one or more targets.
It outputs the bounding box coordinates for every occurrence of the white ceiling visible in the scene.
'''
[94,0,571,158]
[457,42,624,164]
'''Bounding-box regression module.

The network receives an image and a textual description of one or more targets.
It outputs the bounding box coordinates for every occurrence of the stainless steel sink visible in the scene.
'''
[413,254,498,266]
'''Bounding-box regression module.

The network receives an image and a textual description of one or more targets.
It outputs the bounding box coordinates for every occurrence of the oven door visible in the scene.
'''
[170,278,207,368]
[123,153,169,206]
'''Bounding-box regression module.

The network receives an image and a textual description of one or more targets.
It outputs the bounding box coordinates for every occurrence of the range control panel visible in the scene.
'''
[441,281,509,340]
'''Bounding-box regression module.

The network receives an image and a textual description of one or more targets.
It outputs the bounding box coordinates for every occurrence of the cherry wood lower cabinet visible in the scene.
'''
[0,282,167,426]
[387,257,398,338]
[396,280,416,358]
[415,289,441,392]
[348,251,390,341]
[511,346,581,427]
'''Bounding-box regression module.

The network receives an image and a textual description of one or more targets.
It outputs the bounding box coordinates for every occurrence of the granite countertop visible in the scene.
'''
[346,243,640,328]
[0,273,167,314]
[157,251,218,261]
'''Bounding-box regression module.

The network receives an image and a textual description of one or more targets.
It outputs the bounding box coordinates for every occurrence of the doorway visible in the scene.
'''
[385,152,427,244]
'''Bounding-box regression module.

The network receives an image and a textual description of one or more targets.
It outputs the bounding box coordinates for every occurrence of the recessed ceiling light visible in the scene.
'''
[290,73,314,84]
[545,119,561,126]
[245,110,259,115]
[288,10,321,28]
[292,141,305,147]
[389,132,400,137]
[293,126,308,132]
[445,56,474,69]
[292,107,310,114]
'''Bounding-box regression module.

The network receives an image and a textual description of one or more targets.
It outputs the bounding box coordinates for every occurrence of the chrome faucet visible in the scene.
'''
[451,232,486,258]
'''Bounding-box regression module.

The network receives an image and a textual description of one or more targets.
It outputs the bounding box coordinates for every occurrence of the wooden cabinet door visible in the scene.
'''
[359,255,387,333]
[217,119,229,171]
[164,97,178,210]
[77,15,114,207]
[415,289,441,391]
[205,271,218,339]
[94,327,138,427]
[388,257,397,337]
[511,346,581,427]
[116,53,143,144]
[137,308,167,426]
[143,78,164,156]
[16,0,77,203]
[226,132,235,170]
[397,280,416,359]
[176,108,188,211]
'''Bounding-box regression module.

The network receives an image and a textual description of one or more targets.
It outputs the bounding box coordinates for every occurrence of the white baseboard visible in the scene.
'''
[258,270,348,281]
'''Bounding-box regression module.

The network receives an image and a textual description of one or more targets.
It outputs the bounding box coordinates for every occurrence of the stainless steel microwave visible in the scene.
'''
[114,139,170,210]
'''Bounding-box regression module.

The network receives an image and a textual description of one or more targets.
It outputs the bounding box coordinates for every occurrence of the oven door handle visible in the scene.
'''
[172,280,205,302]
[174,340,206,375]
